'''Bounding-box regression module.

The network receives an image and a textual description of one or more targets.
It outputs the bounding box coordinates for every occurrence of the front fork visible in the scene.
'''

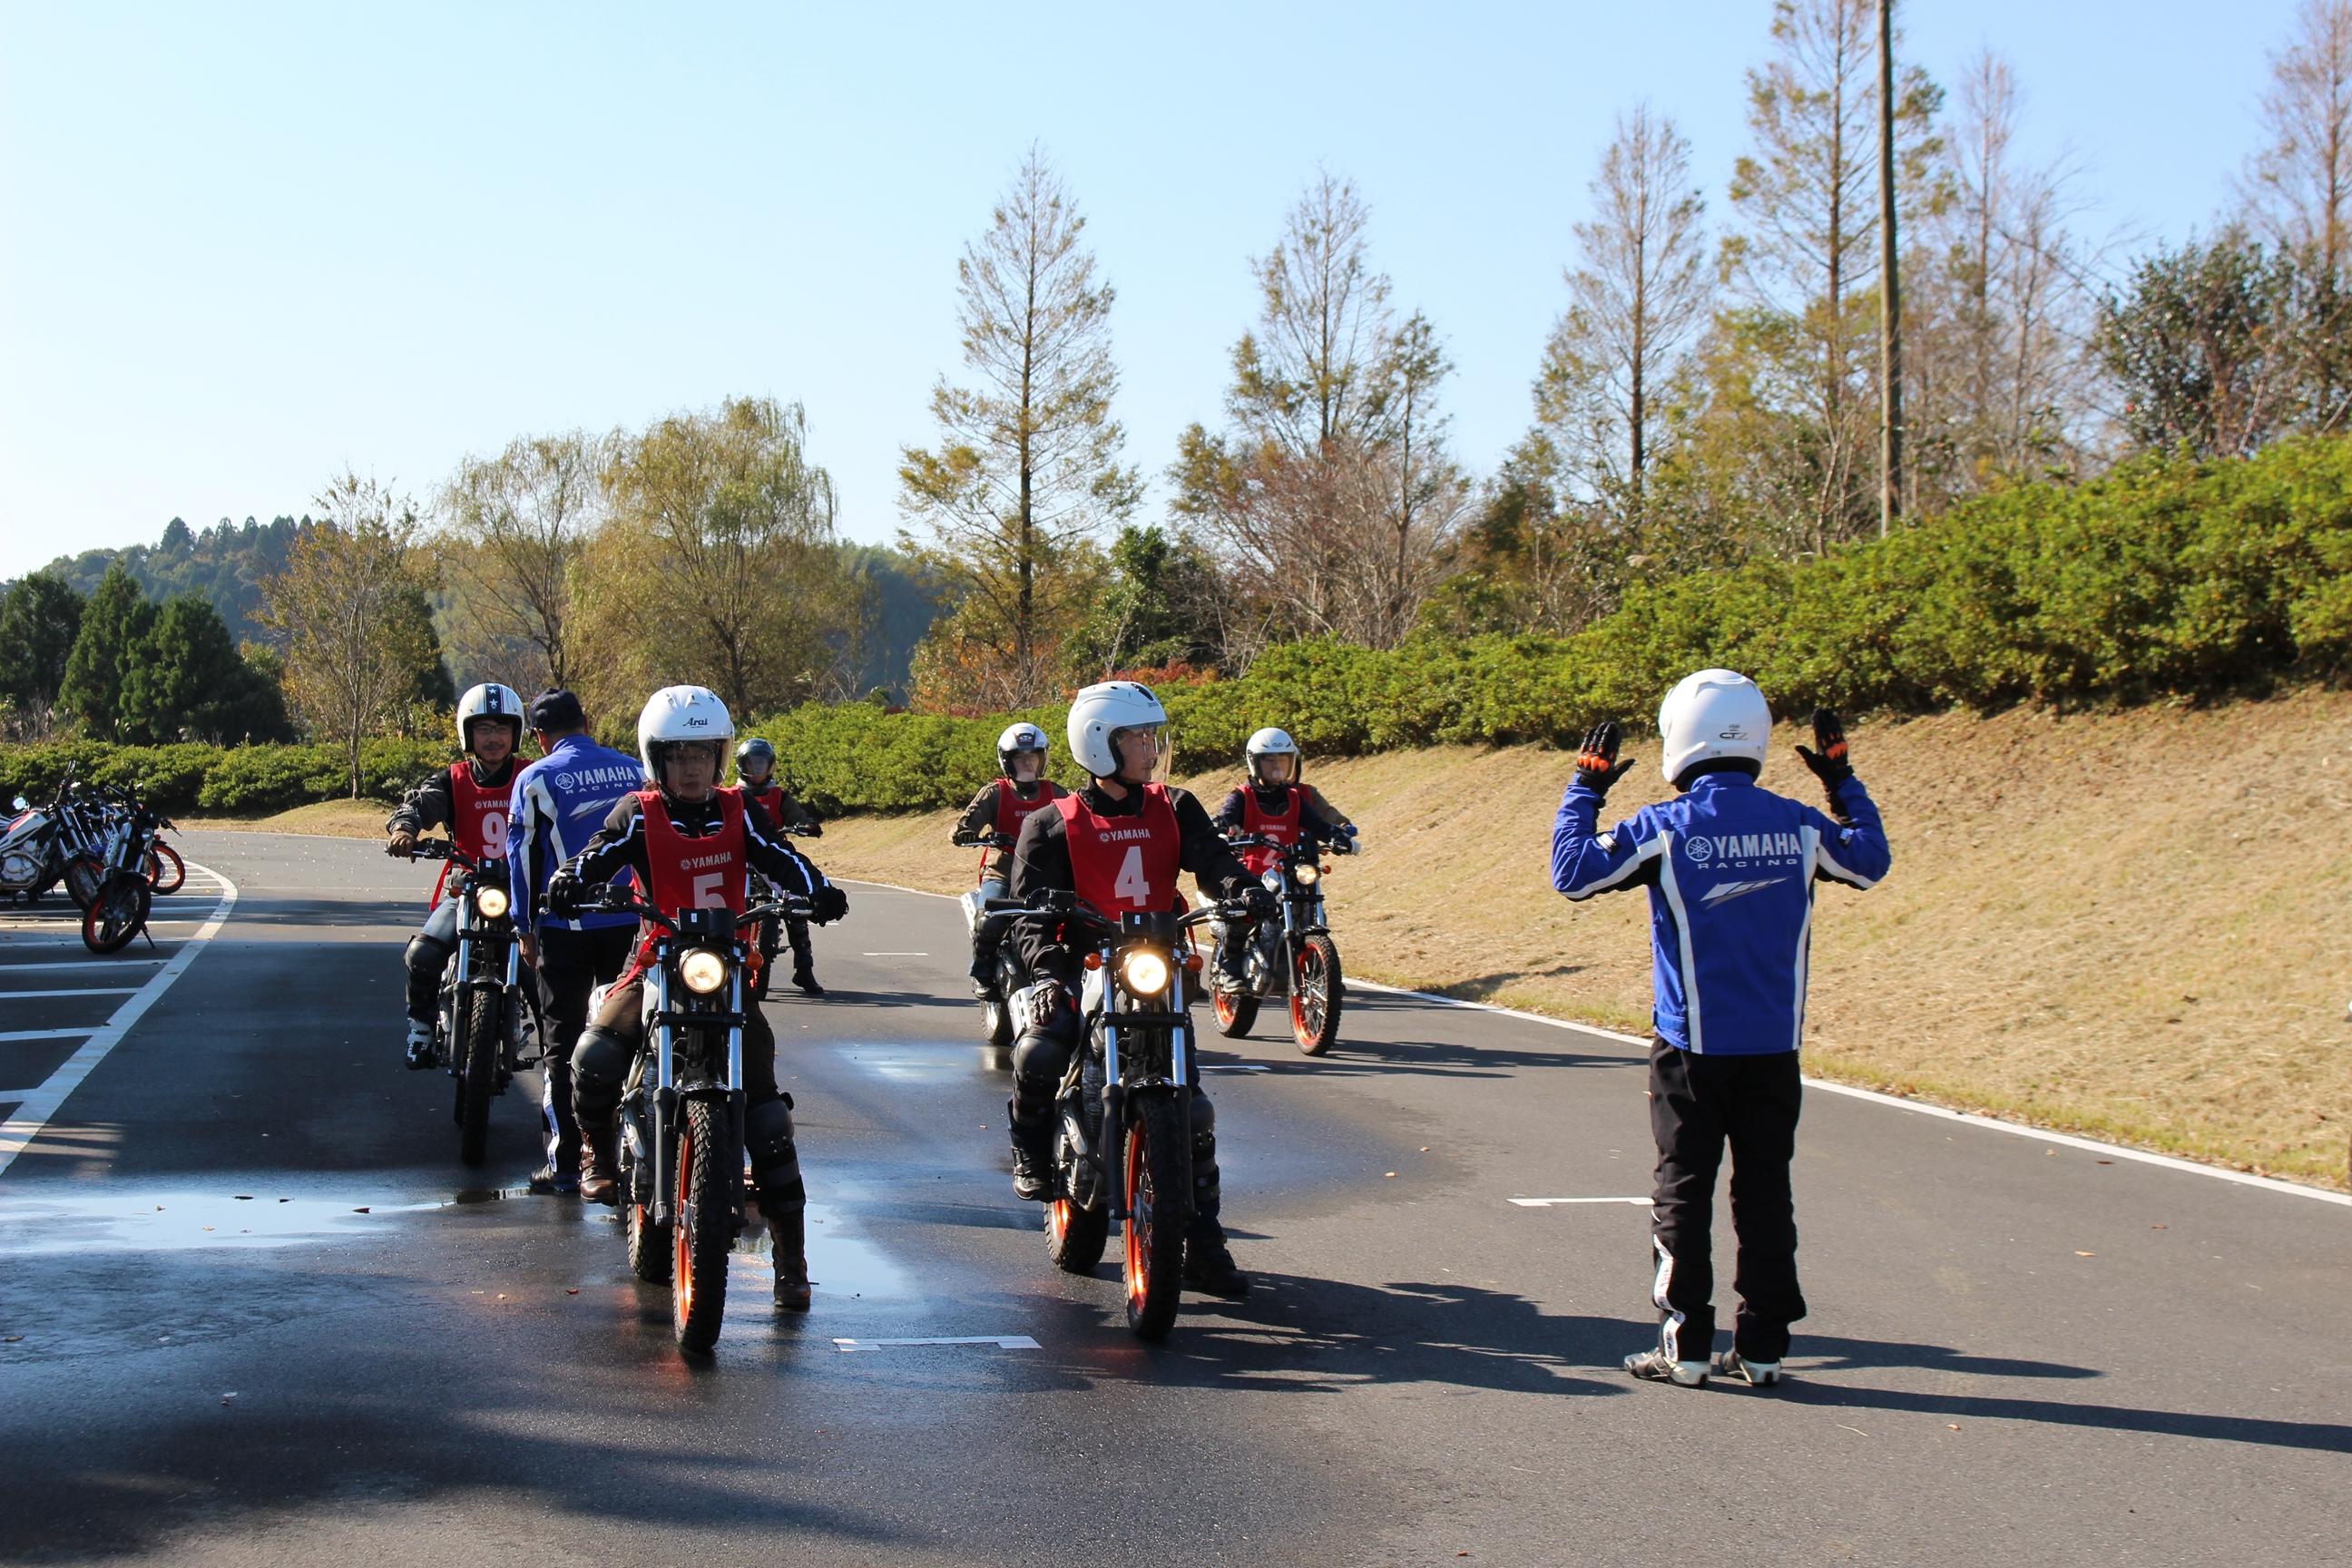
[646,966,748,1229]
[1101,967,1197,1226]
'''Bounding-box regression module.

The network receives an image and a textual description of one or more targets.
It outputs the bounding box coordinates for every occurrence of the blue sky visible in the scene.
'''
[0,1,2312,580]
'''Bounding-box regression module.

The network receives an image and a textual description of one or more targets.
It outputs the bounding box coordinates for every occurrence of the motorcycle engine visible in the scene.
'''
[0,848,39,889]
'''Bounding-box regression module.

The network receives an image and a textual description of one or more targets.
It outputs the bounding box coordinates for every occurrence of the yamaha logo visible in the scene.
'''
[1686,836,1716,863]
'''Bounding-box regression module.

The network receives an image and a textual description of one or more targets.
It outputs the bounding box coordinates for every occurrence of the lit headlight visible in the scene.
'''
[474,885,510,920]
[1120,949,1171,995]
[1293,862,1319,886]
[1260,869,1285,894]
[679,948,730,995]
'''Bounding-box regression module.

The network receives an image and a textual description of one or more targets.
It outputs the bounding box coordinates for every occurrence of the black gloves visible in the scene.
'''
[1242,883,1279,917]
[1573,720,1636,798]
[800,821,824,838]
[809,884,849,925]
[1025,978,1070,1028]
[1794,709,1854,800]
[545,870,585,918]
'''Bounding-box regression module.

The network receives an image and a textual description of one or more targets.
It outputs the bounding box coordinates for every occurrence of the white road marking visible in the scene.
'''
[0,1029,94,1043]
[831,1335,1041,1352]
[1201,1063,1271,1073]
[0,959,167,971]
[860,952,930,956]
[0,988,142,999]
[0,863,238,1179]
[1510,1197,1649,1208]
[835,875,2352,1208]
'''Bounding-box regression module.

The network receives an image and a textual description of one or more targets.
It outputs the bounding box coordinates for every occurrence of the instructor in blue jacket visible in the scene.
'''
[1552,669,1890,1389]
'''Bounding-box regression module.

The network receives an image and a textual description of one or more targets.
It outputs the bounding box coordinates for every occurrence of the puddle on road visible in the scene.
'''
[0,1191,393,1254]
[727,1199,914,1300]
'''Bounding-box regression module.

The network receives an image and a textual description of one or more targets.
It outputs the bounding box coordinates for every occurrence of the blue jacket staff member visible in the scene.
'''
[1552,669,1890,1389]
[507,689,643,1195]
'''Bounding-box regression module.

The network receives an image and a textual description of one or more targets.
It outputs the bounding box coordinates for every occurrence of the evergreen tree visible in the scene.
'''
[59,564,155,740]
[0,572,86,725]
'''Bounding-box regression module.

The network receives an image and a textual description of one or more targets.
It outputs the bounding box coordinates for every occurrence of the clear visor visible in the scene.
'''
[1110,725,1173,785]
[1256,752,1297,785]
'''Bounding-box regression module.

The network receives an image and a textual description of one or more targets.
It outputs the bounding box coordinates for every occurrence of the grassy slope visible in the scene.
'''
[815,691,2352,1191]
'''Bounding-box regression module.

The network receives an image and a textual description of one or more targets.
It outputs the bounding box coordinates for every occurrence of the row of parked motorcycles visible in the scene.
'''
[403,824,822,1356]
[0,767,186,953]
[958,826,1356,1339]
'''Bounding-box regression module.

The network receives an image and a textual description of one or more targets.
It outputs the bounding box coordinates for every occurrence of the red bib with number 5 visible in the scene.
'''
[1055,784,1182,914]
[448,762,511,862]
[637,788,747,917]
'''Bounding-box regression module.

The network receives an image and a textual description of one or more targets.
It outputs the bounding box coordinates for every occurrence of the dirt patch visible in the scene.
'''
[180,799,393,839]
[813,692,2352,1191]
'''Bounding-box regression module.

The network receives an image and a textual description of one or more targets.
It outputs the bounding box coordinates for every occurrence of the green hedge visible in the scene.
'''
[0,739,456,817]
[747,436,2352,814]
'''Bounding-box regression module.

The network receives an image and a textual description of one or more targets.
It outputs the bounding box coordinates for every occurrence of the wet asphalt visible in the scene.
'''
[0,830,2345,1567]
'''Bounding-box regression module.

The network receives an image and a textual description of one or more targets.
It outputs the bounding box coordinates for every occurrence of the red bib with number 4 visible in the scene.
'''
[449,762,511,862]
[1055,785,1182,914]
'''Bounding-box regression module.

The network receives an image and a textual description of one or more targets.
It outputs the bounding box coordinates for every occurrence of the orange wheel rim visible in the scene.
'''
[1213,990,1235,1025]
[1123,1126,1148,1308]
[671,1125,693,1328]
[1049,1198,1070,1243]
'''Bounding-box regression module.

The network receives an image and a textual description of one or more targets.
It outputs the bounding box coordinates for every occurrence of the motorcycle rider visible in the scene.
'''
[1002,681,1276,1299]
[734,737,827,996]
[386,682,527,1070]
[1208,726,1359,985]
[507,690,642,1194]
[949,721,1066,1000]
[1551,671,1890,1389]
[546,685,849,1311]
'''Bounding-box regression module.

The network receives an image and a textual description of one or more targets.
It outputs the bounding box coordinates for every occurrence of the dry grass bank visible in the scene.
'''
[816,692,2352,1190]
[181,799,393,838]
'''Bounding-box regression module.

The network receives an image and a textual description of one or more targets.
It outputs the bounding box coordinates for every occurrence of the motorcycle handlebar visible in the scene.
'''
[582,883,812,931]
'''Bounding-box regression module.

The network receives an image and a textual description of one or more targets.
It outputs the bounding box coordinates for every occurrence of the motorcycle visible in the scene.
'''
[749,821,824,1001]
[79,783,172,955]
[0,770,87,903]
[410,840,531,1168]
[1210,831,1353,1056]
[586,882,811,1356]
[990,887,1245,1341]
[952,829,1024,1051]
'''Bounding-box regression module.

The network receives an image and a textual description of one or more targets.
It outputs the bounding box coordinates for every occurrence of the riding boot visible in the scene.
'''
[770,1201,811,1311]
[789,920,823,996]
[1008,1098,1057,1201]
[578,1122,620,1207]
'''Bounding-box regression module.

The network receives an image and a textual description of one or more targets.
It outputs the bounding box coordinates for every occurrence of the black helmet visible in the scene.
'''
[736,738,775,769]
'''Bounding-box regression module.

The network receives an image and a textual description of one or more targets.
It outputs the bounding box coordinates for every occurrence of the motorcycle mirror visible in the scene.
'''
[9,797,24,812]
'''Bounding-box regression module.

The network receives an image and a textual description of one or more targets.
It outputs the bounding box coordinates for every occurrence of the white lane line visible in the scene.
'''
[0,988,142,999]
[0,959,167,971]
[833,874,2352,1208]
[0,1029,96,1044]
[0,863,238,1179]
[1202,1063,1271,1073]
[860,951,930,956]
[831,1335,1040,1352]
[1510,1197,1649,1208]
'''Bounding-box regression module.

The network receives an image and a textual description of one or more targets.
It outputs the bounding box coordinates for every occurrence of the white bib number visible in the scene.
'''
[1113,845,1151,907]
[690,871,727,909]
[480,809,508,856]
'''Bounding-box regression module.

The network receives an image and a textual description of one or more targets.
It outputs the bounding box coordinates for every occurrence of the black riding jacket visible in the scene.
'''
[1210,782,1355,843]
[561,792,833,901]
[386,756,520,838]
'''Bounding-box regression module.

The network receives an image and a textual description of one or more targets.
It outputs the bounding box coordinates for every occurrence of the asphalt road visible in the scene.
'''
[0,830,2345,1567]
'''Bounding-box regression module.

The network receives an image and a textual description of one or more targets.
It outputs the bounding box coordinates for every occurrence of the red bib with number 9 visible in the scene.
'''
[448,762,510,861]
[1055,784,1182,914]
[636,787,747,917]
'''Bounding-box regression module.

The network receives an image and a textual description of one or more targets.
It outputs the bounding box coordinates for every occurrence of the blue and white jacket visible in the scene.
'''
[508,734,644,933]
[1551,770,1890,1056]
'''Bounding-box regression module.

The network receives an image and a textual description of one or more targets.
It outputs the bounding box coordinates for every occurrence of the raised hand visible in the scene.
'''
[1794,709,1854,798]
[1573,721,1636,798]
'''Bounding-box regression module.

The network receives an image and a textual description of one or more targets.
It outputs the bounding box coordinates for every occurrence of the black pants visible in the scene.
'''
[534,925,636,1172]
[1008,988,1223,1238]
[1647,1041,1806,1364]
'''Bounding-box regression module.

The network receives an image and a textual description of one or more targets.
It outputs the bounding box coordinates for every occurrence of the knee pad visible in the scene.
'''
[1011,1017,1078,1098]
[745,1098,800,1180]
[570,1025,631,1116]
[404,933,451,980]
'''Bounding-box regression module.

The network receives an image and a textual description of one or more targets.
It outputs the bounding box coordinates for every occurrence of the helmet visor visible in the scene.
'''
[1109,724,1172,786]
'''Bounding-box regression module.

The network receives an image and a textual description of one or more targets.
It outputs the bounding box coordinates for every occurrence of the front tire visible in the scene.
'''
[624,1137,672,1283]
[144,843,186,894]
[1210,985,1259,1039]
[64,858,101,910]
[1045,1123,1109,1272]
[1122,1095,1189,1341]
[672,1098,734,1355]
[981,996,1014,1054]
[80,878,149,954]
[1291,935,1342,1056]
[456,990,497,1167]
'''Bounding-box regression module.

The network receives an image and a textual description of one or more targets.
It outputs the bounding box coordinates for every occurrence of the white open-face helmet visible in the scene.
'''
[456,682,524,753]
[637,684,735,783]
[1658,669,1771,786]
[1245,726,1301,786]
[996,721,1050,779]
[1066,681,1169,780]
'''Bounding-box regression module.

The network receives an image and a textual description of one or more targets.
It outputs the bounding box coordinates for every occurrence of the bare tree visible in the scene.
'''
[260,474,438,798]
[899,143,1137,706]
[436,430,604,691]
[2241,0,2352,284]
[1534,103,1710,518]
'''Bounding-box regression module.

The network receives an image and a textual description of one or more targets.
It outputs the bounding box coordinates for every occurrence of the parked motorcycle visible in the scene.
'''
[79,782,172,955]
[410,840,530,1167]
[0,769,87,904]
[953,829,1024,1051]
[586,881,811,1356]
[991,887,1245,1341]
[1210,831,1353,1055]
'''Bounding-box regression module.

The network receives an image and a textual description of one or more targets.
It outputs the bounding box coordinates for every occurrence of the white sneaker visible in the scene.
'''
[403,1021,436,1070]
[1624,1348,1710,1387]
[1716,1350,1782,1387]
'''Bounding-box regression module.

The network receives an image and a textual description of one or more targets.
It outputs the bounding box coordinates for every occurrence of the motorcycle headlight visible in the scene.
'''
[1293,862,1319,886]
[679,948,730,995]
[1120,949,1171,996]
[1260,869,1285,894]
[473,884,510,920]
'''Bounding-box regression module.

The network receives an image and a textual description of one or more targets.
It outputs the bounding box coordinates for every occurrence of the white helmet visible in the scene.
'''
[1658,669,1771,786]
[1245,726,1301,786]
[1066,681,1168,779]
[456,682,524,752]
[996,721,1050,779]
[637,684,735,783]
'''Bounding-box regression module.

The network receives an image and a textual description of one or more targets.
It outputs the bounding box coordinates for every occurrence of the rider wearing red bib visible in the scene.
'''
[547,686,848,1312]
[1209,726,1359,982]
[949,722,1066,998]
[386,681,526,1069]
[735,737,828,995]
[1003,681,1274,1299]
